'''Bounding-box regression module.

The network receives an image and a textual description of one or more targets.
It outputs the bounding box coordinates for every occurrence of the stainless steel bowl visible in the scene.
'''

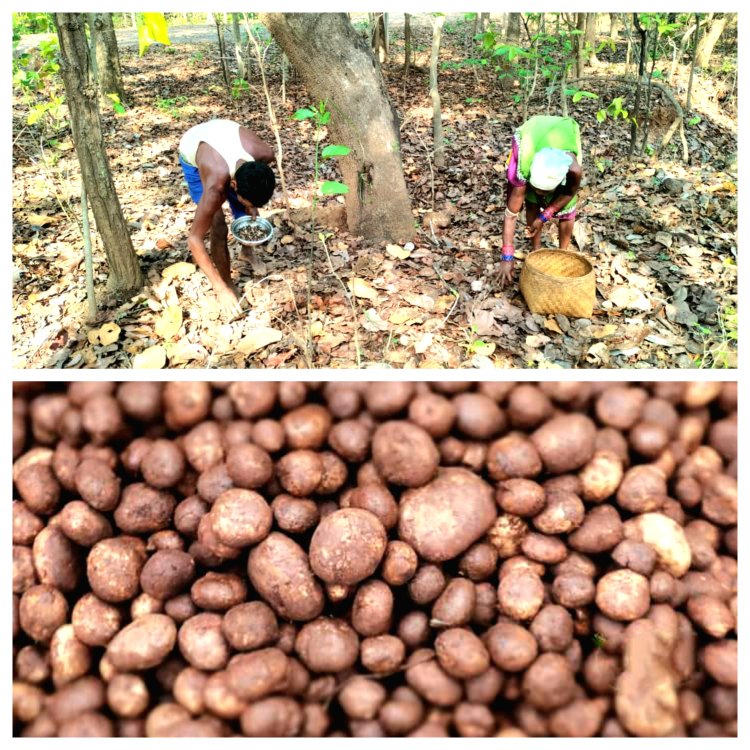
[230,216,274,246]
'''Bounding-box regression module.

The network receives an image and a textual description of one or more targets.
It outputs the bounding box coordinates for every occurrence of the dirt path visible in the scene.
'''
[16,14,475,52]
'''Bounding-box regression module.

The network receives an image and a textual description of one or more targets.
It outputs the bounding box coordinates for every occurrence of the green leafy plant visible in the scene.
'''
[596,96,635,124]
[13,36,68,136]
[188,51,205,67]
[479,15,592,116]
[230,77,249,99]
[106,93,126,115]
[461,324,496,357]
[12,12,55,37]
[155,95,190,118]
[692,304,738,368]
[565,87,598,104]
[292,101,350,200]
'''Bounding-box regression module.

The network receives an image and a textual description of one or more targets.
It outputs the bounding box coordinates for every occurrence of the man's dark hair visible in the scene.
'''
[235,161,276,207]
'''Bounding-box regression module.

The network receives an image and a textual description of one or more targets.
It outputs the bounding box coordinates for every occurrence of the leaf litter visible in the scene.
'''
[12,17,737,369]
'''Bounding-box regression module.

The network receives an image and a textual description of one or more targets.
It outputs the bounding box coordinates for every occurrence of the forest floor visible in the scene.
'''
[12,18,738,369]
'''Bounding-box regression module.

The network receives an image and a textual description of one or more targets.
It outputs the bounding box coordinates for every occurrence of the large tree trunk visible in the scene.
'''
[90,13,126,104]
[695,13,727,67]
[261,13,413,242]
[54,13,142,294]
[429,15,446,169]
[507,13,521,43]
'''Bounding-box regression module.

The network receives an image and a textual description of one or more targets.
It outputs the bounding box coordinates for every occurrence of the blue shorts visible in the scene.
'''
[178,155,247,219]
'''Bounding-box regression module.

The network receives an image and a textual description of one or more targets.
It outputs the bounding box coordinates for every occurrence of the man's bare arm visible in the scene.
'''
[187,184,229,291]
[240,127,275,164]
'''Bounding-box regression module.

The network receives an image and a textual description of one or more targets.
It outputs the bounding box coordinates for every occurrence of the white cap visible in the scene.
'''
[529,148,573,191]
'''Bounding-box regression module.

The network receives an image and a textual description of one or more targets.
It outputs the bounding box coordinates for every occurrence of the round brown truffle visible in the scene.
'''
[595,570,651,622]
[309,508,387,586]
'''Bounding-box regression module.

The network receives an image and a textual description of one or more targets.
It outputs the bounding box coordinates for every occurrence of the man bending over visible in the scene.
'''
[178,118,275,315]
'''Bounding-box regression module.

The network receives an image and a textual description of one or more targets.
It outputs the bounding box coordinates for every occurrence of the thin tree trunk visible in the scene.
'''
[523,14,544,121]
[640,27,659,155]
[90,13,126,104]
[480,13,490,33]
[260,13,413,242]
[281,53,287,104]
[371,13,387,64]
[585,13,599,66]
[624,14,633,70]
[130,13,137,30]
[247,30,290,215]
[695,13,727,67]
[609,13,621,39]
[81,185,97,320]
[429,15,446,169]
[87,14,99,81]
[54,12,142,295]
[630,13,647,157]
[215,16,229,87]
[678,21,698,59]
[232,12,247,81]
[404,13,411,74]
[685,14,700,112]
[576,14,586,78]
[507,13,521,43]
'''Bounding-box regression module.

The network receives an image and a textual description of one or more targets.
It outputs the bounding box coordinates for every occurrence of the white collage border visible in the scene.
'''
[3,1,745,745]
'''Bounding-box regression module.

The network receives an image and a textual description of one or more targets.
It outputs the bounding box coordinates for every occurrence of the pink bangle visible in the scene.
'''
[541,207,555,221]
[501,244,515,261]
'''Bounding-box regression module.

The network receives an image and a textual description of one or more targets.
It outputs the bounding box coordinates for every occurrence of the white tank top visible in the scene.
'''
[178,119,254,177]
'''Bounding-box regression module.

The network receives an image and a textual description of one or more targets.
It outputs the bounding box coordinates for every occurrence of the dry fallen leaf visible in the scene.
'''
[132,344,167,369]
[162,262,196,280]
[87,322,121,346]
[363,308,389,332]
[414,332,434,354]
[402,292,435,310]
[27,213,56,227]
[281,234,295,245]
[348,277,378,301]
[237,327,283,355]
[389,308,419,325]
[385,243,411,260]
[544,318,563,334]
[589,324,619,339]
[168,338,207,366]
[155,305,183,340]
[609,286,652,312]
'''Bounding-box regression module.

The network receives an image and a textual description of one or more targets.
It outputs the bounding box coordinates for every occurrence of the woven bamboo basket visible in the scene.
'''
[519,249,596,318]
